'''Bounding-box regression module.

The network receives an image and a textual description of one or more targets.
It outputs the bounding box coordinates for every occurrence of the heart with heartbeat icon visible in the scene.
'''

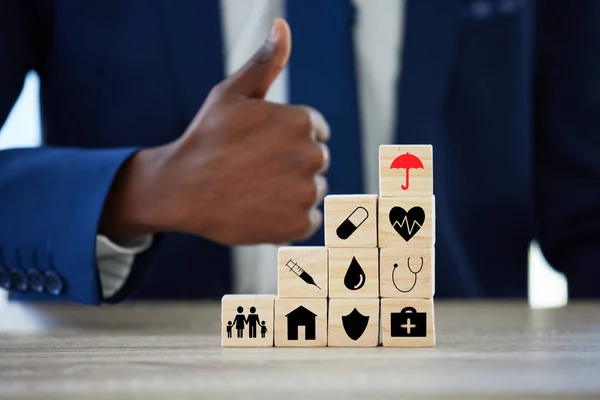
[389,206,425,241]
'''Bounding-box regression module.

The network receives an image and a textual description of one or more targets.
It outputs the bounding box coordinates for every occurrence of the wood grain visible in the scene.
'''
[380,247,434,299]
[378,196,435,248]
[1,301,600,399]
[381,298,435,347]
[324,194,378,248]
[327,298,379,347]
[328,248,379,298]
[277,246,328,298]
[221,295,274,347]
[274,298,328,347]
[379,144,433,198]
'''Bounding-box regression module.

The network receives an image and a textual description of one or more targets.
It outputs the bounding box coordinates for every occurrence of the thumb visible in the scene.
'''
[221,18,291,99]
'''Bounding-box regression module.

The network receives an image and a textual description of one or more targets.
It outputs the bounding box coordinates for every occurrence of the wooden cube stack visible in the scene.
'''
[324,194,380,347]
[222,145,435,348]
[378,145,435,347]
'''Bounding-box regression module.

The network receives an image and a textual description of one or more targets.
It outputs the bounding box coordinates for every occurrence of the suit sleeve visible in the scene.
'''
[0,0,142,304]
[534,0,600,297]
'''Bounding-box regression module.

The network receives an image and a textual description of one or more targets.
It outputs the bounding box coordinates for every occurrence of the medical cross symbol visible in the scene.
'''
[400,318,417,334]
[390,307,427,338]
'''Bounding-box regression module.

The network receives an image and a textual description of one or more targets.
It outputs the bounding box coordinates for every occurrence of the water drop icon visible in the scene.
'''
[344,256,366,290]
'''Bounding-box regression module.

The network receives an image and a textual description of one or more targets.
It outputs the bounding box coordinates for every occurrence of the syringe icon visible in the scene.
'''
[285,259,321,290]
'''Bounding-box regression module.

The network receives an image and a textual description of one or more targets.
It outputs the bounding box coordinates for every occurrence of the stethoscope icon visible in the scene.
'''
[392,257,424,293]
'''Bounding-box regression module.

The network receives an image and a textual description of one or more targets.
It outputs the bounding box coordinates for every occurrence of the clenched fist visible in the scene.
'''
[100,19,330,245]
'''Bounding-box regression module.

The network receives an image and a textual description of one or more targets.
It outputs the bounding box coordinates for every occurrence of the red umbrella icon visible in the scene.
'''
[390,152,424,190]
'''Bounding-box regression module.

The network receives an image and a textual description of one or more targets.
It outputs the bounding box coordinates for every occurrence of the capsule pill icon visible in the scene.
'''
[336,206,369,240]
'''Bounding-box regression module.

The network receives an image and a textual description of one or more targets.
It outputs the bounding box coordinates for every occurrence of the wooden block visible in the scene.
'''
[278,247,328,298]
[274,298,328,347]
[221,295,275,347]
[324,194,378,248]
[378,196,435,248]
[328,299,379,347]
[328,248,379,298]
[381,298,435,347]
[379,145,433,198]
[379,247,434,299]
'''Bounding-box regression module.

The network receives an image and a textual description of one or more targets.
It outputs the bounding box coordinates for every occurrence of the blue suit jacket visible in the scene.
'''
[396,0,600,298]
[0,0,233,304]
[2,0,600,304]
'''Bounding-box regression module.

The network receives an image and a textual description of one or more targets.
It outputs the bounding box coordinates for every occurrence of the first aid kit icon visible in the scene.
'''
[390,307,427,337]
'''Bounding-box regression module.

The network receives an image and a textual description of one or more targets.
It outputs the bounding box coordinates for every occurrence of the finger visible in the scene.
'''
[317,143,330,175]
[292,175,327,242]
[220,18,292,99]
[314,175,328,206]
[295,106,329,142]
[295,208,323,242]
[309,108,330,143]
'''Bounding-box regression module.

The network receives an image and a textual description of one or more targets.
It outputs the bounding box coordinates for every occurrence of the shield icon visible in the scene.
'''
[342,308,370,340]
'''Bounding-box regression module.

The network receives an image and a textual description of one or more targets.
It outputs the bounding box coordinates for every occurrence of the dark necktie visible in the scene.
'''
[286,0,365,246]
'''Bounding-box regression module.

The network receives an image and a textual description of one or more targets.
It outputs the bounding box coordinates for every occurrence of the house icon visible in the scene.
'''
[285,306,317,340]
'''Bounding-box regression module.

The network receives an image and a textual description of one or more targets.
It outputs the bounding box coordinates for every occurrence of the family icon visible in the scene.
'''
[226,306,268,339]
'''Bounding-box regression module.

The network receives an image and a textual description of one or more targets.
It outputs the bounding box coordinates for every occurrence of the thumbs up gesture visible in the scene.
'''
[101,19,330,245]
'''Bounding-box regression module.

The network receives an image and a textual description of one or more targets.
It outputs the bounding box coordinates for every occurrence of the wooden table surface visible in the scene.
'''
[0,301,599,400]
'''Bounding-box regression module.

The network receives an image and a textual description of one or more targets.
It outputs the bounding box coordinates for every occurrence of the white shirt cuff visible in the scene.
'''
[96,234,153,299]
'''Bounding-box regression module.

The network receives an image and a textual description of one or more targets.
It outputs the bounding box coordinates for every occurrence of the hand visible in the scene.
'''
[100,19,330,245]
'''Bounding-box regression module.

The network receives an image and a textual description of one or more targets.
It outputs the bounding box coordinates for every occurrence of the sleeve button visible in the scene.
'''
[10,269,28,291]
[27,269,45,293]
[44,271,64,295]
[0,268,10,290]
